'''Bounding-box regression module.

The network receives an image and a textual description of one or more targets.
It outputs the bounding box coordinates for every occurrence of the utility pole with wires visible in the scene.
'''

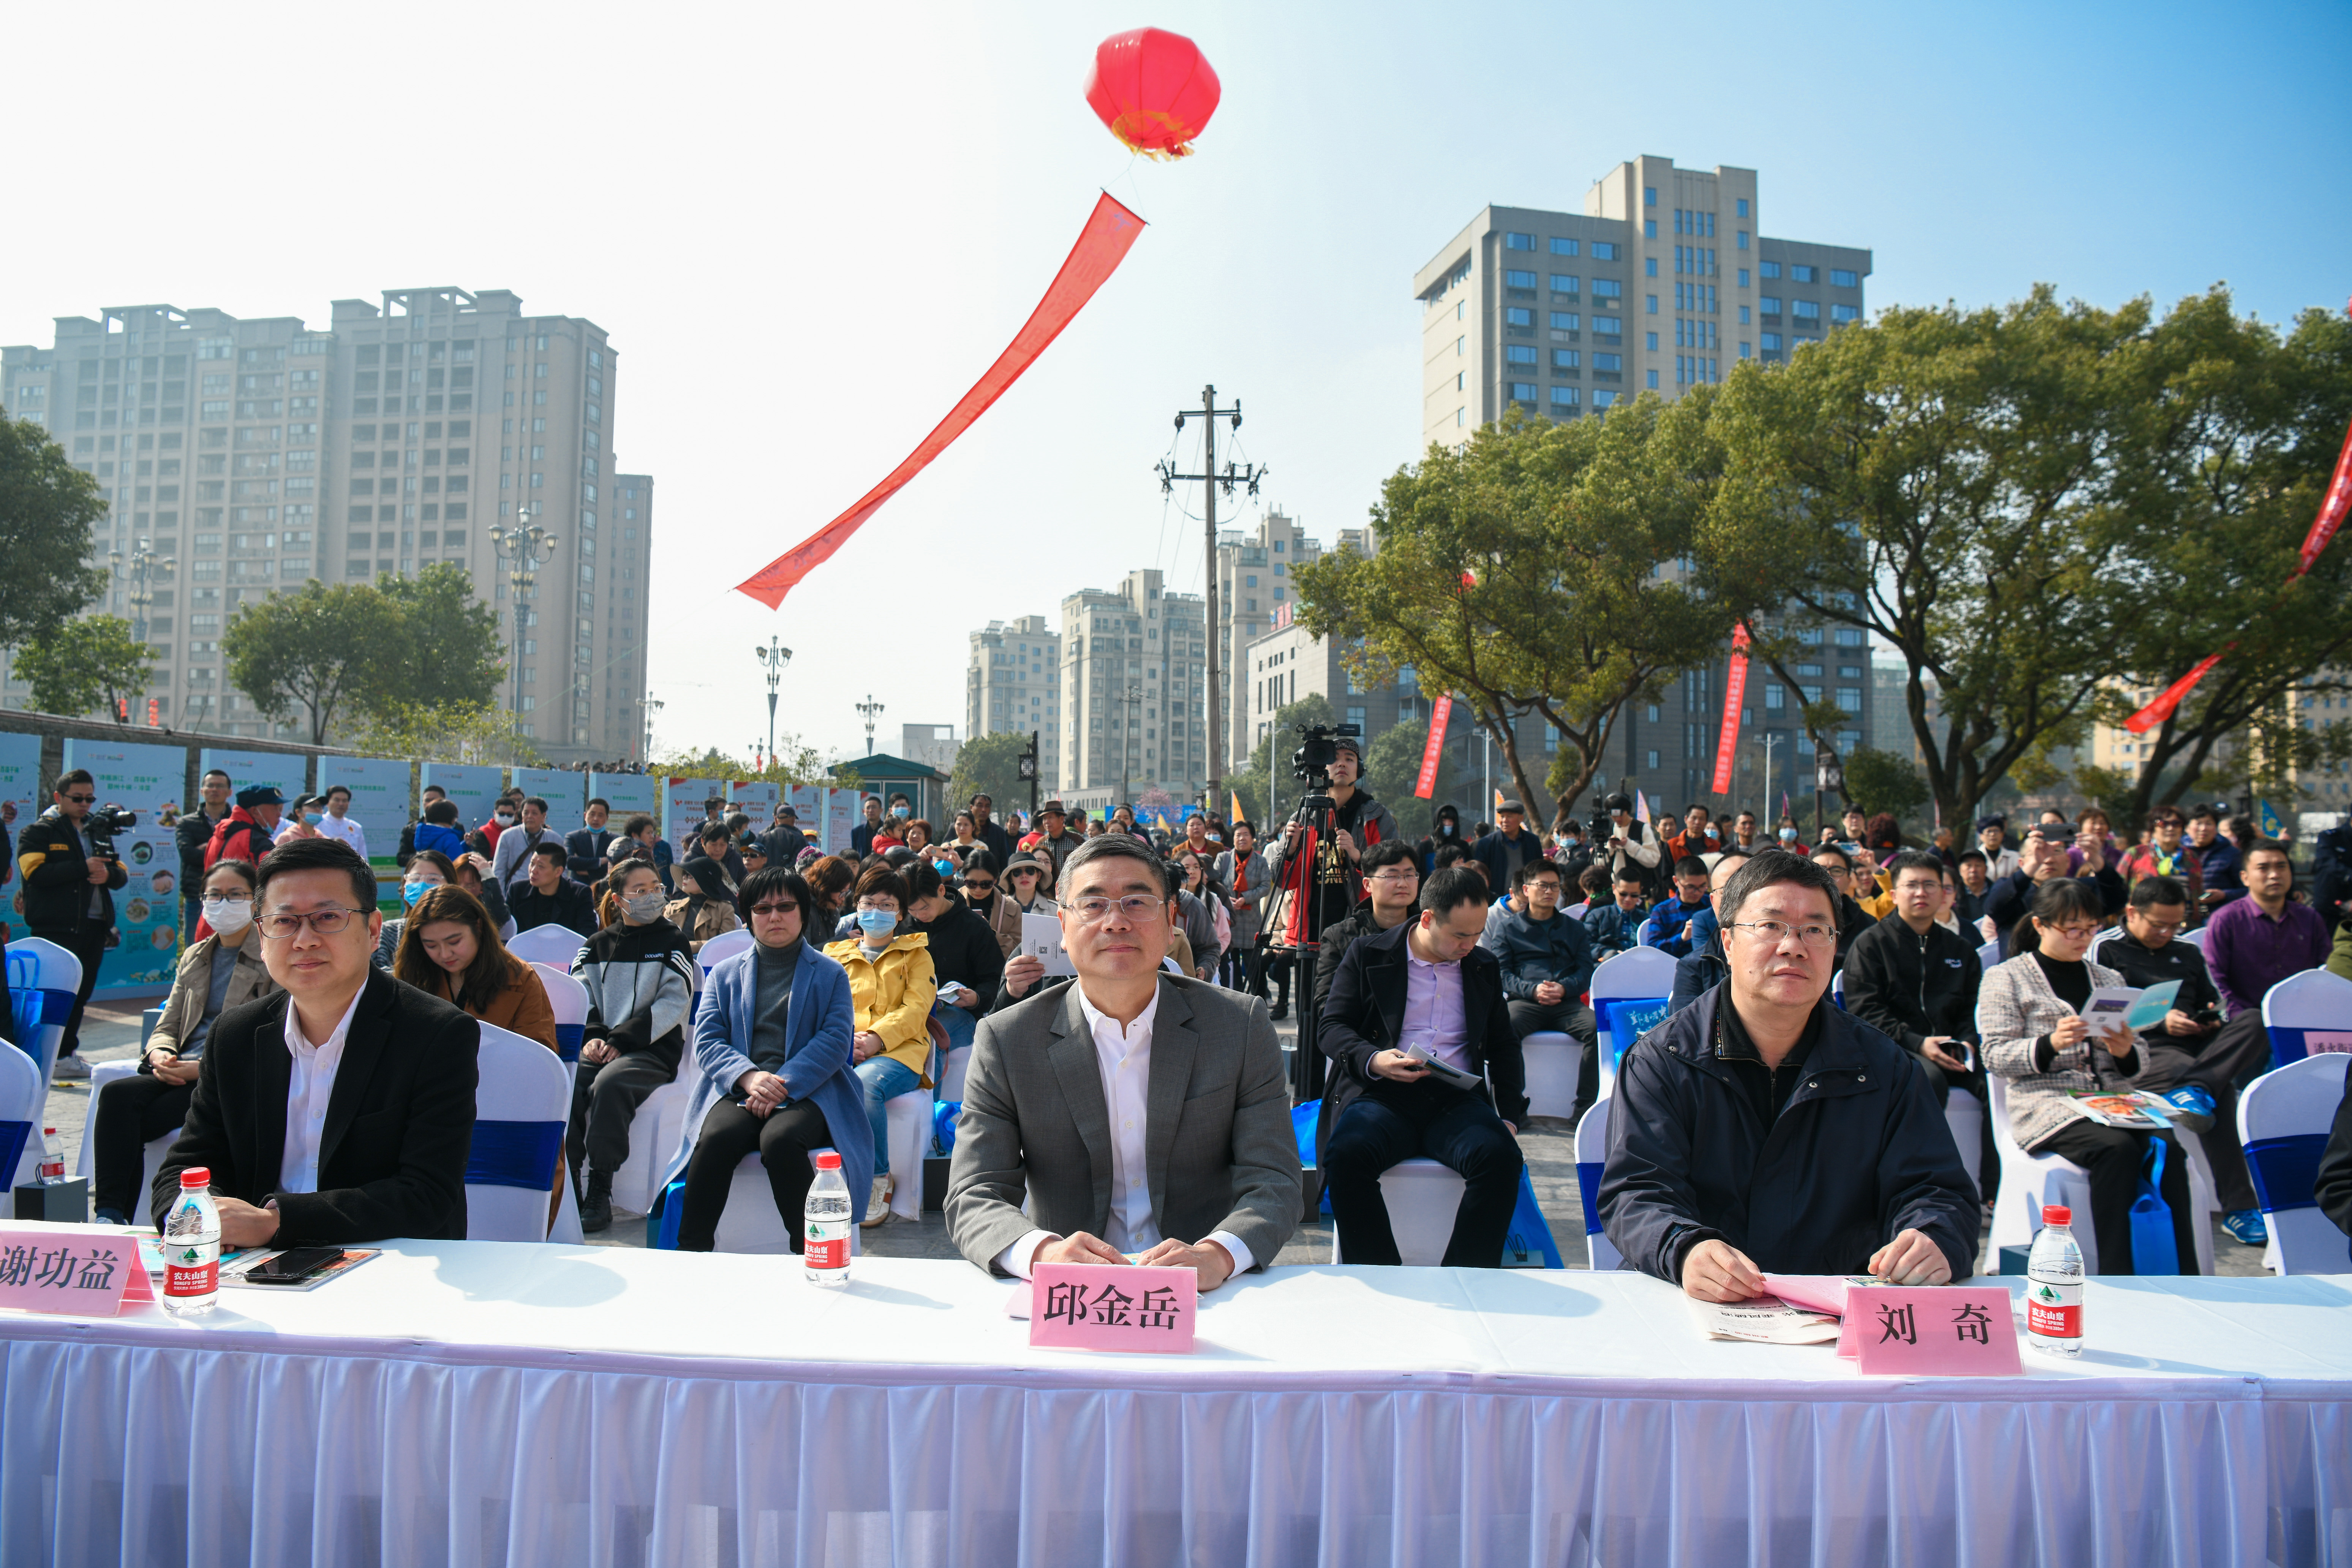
[1158,384,1265,814]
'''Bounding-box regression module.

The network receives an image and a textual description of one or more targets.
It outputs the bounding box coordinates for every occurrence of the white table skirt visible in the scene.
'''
[1,1247,2346,1568]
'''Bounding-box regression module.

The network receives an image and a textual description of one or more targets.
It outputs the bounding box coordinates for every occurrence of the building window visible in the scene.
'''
[1506,345,1538,366]
[1550,274,1579,294]
[1550,311,1580,330]
[1647,749,1661,769]
[1765,684,1784,710]
[1737,231,1750,250]
[1646,370,1659,389]
[1505,307,1535,327]
[1644,219,1657,239]
[1549,237,1578,256]
[1761,296,1782,315]
[1831,269,1859,288]
[1645,258,1658,278]
[1761,333,1783,351]
[1759,261,1780,279]
[1509,382,1539,401]
[1592,242,1617,261]
[1593,353,1622,371]
[1831,304,1859,323]
[1790,265,1816,283]
[1505,232,1535,250]
[1593,390,1617,409]
[1736,198,1750,218]
[1593,317,1621,337]
[1792,300,1821,321]
[1646,332,1659,351]
[1549,386,1579,408]
[1552,349,1578,369]
[1737,268,1750,288]
[1739,341,1752,359]
[1505,270,1538,289]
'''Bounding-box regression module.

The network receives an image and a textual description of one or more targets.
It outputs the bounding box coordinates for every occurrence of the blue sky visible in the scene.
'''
[5,1,2346,763]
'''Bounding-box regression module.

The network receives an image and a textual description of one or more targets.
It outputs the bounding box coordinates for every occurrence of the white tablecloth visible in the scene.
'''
[1,1246,2346,1567]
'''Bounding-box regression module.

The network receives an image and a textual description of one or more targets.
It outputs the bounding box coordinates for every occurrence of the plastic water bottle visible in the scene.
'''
[161,1168,223,1317]
[2025,1204,2083,1357]
[803,1151,852,1287]
[36,1127,64,1184]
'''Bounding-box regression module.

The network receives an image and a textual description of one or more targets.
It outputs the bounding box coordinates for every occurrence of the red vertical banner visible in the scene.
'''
[1710,624,1750,795]
[1415,692,1454,799]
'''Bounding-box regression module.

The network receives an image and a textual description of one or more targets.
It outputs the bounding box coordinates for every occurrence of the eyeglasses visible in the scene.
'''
[203,891,252,904]
[1069,894,1165,924]
[749,901,800,918]
[257,907,368,939]
[2038,922,2102,941]
[1728,919,1838,947]
[63,794,95,804]
[965,881,997,893]
[854,901,900,915]
[2132,915,2184,936]
[1368,871,1419,887]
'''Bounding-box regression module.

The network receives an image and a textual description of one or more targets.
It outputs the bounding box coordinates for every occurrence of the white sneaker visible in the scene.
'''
[860,1174,894,1228]
[50,1056,90,1082]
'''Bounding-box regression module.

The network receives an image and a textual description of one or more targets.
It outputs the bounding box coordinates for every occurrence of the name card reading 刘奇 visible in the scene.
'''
[1027,1262,1196,1353]
[1840,1283,2021,1377]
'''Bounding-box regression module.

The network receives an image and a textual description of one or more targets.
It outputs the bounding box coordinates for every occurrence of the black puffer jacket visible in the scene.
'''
[1599,984,1979,1284]
[17,807,125,933]
[1842,912,1983,1059]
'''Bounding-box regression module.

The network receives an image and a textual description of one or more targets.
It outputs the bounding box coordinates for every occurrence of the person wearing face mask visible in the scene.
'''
[567,862,698,1231]
[377,849,455,968]
[89,859,279,1224]
[823,863,938,1226]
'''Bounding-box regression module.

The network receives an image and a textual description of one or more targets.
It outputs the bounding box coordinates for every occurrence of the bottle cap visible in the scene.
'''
[43,1126,56,1135]
[2042,1204,2071,1225]
[180,1168,211,1189]
[814,1151,842,1170]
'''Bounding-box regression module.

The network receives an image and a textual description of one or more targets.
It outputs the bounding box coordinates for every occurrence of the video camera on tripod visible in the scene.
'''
[1290,721,1362,798]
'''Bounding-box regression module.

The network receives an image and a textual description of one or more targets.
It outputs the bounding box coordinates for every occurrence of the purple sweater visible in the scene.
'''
[2203,895,2331,1017]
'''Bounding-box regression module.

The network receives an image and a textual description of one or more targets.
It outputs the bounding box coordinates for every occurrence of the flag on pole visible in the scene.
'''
[1494,787,1505,813]
[1230,791,1244,824]
[2259,800,2283,837]
[1710,624,1750,796]
[1413,692,1454,799]
[1636,791,1652,827]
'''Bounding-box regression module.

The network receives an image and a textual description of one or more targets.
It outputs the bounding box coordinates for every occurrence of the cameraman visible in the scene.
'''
[1271,733,1398,871]
[1598,791,1664,902]
[19,769,126,1081]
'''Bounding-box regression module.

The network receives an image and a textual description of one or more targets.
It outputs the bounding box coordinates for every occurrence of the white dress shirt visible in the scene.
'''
[313,811,368,858]
[279,985,366,1195]
[995,979,1254,1280]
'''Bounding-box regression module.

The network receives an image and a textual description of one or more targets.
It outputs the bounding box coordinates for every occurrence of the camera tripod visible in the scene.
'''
[1265,775,1359,1105]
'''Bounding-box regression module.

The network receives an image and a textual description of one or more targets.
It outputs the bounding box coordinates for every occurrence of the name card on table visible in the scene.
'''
[1027,1262,1196,1353]
[1837,1283,2020,1376]
[0,1225,155,1316]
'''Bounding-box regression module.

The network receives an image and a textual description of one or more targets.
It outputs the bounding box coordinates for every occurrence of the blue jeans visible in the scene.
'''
[856,1056,922,1176]
[934,997,977,1053]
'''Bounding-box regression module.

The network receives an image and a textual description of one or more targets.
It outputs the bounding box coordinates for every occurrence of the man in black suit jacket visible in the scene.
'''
[153,837,479,1244]
[1318,865,1528,1267]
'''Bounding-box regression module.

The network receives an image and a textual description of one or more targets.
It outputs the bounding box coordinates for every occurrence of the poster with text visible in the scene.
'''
[511,767,586,831]
[198,748,307,811]
[319,755,414,912]
[422,763,504,838]
[94,819,182,996]
[663,778,722,857]
[65,740,190,823]
[589,772,659,827]
[730,779,779,835]
[785,785,828,851]
[825,789,858,855]
[0,731,41,853]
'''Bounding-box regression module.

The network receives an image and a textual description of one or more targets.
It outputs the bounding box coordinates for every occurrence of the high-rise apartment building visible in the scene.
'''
[1243,613,1419,763]
[1410,156,1875,819]
[1211,509,1323,771]
[0,287,653,761]
[966,615,1062,780]
[1414,156,1871,449]
[1058,569,1207,808]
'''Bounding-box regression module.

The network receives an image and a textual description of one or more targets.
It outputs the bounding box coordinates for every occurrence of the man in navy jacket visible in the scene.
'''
[1482,856,1598,1119]
[1599,850,1979,1298]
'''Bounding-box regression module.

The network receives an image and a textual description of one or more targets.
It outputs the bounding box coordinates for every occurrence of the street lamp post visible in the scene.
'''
[1117,683,1142,812]
[1756,730,1782,825]
[855,694,885,756]
[755,636,793,769]
[109,537,175,723]
[490,509,560,731]
[641,692,664,761]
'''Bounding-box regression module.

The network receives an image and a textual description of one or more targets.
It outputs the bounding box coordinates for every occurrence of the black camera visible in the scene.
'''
[1589,791,1614,847]
[1290,722,1361,787]
[89,806,137,835]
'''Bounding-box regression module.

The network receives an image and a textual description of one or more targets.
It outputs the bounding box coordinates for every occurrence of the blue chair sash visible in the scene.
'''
[2128,1136,2180,1276]
[1600,997,1669,1075]
[932,1100,960,1157]
[552,1023,585,1064]
[0,1121,29,1184]
[1502,1168,1563,1268]
[466,1119,564,1190]
[1577,1160,1605,1238]
[11,986,72,1045]
[1291,1099,1321,1171]
[2246,1133,2329,1214]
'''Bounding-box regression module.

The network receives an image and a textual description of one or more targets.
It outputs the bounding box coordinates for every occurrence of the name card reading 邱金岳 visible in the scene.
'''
[1027,1262,1196,1353]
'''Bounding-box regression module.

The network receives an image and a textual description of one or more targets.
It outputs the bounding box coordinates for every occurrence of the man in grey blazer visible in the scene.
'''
[947,834,1301,1289]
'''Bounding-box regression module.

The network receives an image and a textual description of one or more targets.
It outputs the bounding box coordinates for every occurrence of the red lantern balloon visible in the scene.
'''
[1085,27,1221,160]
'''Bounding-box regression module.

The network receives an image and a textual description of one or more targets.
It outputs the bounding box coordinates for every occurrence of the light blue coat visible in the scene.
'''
[658,938,867,1204]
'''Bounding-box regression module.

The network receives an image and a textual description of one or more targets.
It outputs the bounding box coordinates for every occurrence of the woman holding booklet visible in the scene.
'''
[1979,879,2198,1273]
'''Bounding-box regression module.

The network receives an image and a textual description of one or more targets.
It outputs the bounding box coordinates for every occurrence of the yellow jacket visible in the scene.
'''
[825,931,937,1083]
[1858,868,1896,920]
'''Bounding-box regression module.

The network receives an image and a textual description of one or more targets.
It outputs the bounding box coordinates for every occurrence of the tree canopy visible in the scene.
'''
[14,615,153,721]
[375,564,507,711]
[223,581,406,743]
[950,729,1037,815]
[0,413,109,649]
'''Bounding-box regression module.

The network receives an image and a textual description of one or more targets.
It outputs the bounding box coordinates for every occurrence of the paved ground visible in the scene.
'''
[49,1007,2269,1276]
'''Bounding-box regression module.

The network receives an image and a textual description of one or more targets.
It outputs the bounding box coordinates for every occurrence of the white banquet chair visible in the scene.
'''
[1985,1072,2099,1274]
[1518,1031,1582,1120]
[466,1023,574,1242]
[1590,947,1676,1097]
[2261,968,2352,1065]
[7,935,82,1092]
[1328,1159,1467,1266]
[0,1040,46,1197]
[529,964,592,1064]
[506,923,590,970]
[1574,1094,1621,1271]
[2237,1051,2351,1275]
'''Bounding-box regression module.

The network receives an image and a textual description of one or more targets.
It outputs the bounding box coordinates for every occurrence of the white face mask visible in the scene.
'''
[622,891,667,923]
[202,896,254,934]
[495,812,517,826]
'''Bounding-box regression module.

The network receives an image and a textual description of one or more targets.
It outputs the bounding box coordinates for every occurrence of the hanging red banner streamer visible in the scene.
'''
[2126,310,2352,733]
[1415,692,1454,799]
[1710,624,1750,795]
[735,193,1147,610]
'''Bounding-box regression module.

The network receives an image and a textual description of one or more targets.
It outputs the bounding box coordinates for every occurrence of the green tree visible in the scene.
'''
[2080,295,2352,819]
[1296,401,1743,820]
[1361,716,1481,841]
[14,615,153,720]
[1704,286,2152,830]
[950,729,1038,815]
[1840,745,1931,822]
[375,563,508,711]
[223,581,405,743]
[337,699,545,768]
[0,412,109,647]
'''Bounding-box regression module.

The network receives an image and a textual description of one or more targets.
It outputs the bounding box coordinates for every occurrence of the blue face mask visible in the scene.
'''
[891,805,910,819]
[1778,827,1799,843]
[855,908,898,938]
[401,880,433,906]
